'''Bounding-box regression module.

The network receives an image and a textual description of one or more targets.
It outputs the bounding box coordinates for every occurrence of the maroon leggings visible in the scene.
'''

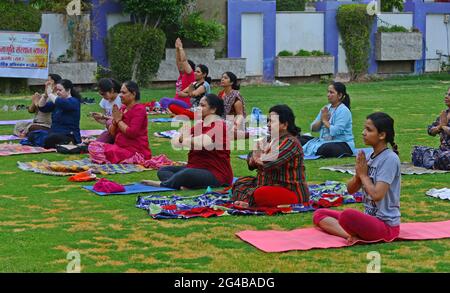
[313,208,400,242]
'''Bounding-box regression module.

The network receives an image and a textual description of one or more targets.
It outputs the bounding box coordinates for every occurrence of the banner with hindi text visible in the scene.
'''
[0,31,50,79]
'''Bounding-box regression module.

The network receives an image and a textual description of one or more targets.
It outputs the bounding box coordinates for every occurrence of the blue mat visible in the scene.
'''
[238,148,373,161]
[149,118,174,123]
[83,183,175,196]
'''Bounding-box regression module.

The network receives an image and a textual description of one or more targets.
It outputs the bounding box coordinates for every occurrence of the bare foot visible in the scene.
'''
[141,180,162,187]
[233,201,249,208]
[347,235,362,244]
[180,186,190,191]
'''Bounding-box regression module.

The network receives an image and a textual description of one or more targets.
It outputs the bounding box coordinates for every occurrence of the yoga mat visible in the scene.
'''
[236,220,450,252]
[238,148,373,161]
[150,118,175,123]
[321,162,450,175]
[0,143,55,156]
[0,119,32,126]
[83,183,175,196]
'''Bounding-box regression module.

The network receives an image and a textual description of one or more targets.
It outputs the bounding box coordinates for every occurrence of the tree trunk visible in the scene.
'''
[130,16,149,82]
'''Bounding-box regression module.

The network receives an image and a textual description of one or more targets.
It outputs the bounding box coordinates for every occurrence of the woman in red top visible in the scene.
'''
[142,94,233,190]
[89,81,151,164]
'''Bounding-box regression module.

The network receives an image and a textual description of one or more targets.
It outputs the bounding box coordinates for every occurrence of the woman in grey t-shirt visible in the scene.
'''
[313,112,401,243]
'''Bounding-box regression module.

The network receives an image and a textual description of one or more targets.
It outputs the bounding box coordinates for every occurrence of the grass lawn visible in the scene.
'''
[0,74,449,272]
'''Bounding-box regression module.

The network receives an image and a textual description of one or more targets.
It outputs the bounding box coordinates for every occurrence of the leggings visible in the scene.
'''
[316,142,353,158]
[44,133,75,149]
[313,208,400,242]
[160,97,190,110]
[169,104,194,120]
[253,186,300,208]
[157,166,221,190]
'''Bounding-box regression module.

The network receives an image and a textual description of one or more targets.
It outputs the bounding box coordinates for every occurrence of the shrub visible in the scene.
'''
[296,49,311,57]
[278,50,294,57]
[276,0,306,11]
[179,12,225,48]
[378,25,410,33]
[107,23,166,85]
[336,4,374,80]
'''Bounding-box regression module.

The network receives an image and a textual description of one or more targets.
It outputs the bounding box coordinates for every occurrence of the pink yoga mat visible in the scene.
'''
[236,220,450,252]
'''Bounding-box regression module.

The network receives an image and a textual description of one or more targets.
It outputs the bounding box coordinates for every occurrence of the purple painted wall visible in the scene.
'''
[228,0,276,81]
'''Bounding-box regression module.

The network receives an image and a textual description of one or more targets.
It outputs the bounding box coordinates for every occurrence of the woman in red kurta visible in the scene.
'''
[89,81,151,164]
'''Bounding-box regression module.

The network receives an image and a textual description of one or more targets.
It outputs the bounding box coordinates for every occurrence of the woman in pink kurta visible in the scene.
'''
[89,81,151,164]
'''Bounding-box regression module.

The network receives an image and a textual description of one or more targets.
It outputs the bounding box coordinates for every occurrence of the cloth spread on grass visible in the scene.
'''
[320,162,450,175]
[135,181,363,219]
[0,143,55,156]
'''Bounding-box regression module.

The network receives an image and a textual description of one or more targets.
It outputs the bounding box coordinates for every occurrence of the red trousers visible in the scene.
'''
[253,186,300,208]
[313,208,400,241]
[169,104,194,120]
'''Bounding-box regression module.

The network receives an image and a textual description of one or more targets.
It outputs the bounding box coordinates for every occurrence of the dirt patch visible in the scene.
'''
[0,195,28,201]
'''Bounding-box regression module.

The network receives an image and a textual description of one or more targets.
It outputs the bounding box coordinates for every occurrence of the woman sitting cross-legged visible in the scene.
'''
[231,105,310,208]
[411,87,450,170]
[38,79,82,149]
[302,82,356,158]
[142,94,233,190]
[313,112,401,243]
[88,81,152,164]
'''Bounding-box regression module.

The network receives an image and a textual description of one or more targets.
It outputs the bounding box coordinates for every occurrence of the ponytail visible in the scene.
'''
[390,141,399,156]
[367,112,399,156]
[332,82,351,110]
[58,79,82,101]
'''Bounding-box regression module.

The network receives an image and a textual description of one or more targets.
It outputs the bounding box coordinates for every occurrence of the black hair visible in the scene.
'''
[58,79,82,100]
[224,71,240,91]
[268,104,301,136]
[98,78,121,93]
[123,81,141,101]
[204,93,224,117]
[197,64,212,84]
[188,60,196,72]
[48,74,62,84]
[332,82,351,110]
[366,112,399,155]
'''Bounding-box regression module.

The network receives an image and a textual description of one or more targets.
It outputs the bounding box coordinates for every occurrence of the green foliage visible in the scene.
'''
[179,12,225,48]
[296,49,311,57]
[0,1,42,32]
[107,23,166,85]
[381,0,404,12]
[118,0,191,29]
[278,50,294,57]
[378,25,409,33]
[336,4,374,80]
[276,0,306,11]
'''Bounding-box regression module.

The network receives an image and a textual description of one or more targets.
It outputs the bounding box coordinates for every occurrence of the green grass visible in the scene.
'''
[0,75,449,272]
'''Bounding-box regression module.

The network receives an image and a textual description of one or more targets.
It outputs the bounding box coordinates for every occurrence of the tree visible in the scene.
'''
[381,0,403,12]
[117,0,192,81]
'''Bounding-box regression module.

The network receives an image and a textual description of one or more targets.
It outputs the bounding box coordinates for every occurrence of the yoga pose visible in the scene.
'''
[159,38,196,110]
[302,82,356,158]
[143,94,233,190]
[89,81,152,164]
[232,105,310,208]
[38,79,82,149]
[14,74,61,138]
[313,112,401,243]
[412,87,450,170]
[168,64,212,120]
[91,78,122,143]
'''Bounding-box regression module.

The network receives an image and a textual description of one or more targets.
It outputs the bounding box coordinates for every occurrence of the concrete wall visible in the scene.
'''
[276,12,324,55]
[156,48,246,81]
[425,14,450,72]
[39,14,90,63]
[106,13,130,30]
[377,13,413,30]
